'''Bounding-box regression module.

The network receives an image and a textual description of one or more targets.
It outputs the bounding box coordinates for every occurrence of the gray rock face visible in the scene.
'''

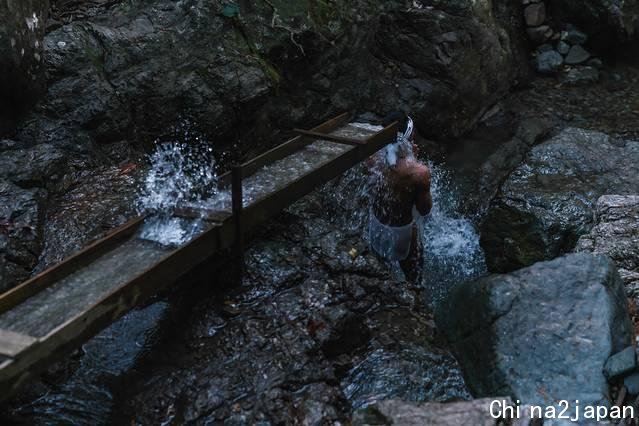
[535,50,563,74]
[576,195,639,292]
[550,0,639,44]
[437,253,633,414]
[0,0,49,115]
[480,128,639,273]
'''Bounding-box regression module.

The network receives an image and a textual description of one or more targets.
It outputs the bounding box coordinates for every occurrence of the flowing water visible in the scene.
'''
[3,121,486,423]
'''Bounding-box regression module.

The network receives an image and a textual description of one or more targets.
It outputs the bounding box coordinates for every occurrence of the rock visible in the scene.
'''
[535,50,563,74]
[603,346,637,379]
[527,25,553,43]
[0,180,45,292]
[561,66,600,86]
[0,0,49,115]
[524,3,546,27]
[557,40,571,54]
[565,45,591,65]
[352,398,532,426]
[562,28,589,45]
[0,143,66,188]
[551,0,639,45]
[437,253,633,414]
[480,128,639,273]
[537,43,554,53]
[576,195,639,292]
[624,372,639,395]
[588,58,604,69]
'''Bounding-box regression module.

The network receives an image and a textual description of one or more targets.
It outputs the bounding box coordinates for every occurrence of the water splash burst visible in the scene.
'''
[137,138,218,246]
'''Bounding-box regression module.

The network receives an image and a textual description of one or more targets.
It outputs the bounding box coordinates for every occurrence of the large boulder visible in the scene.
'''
[0,0,49,117]
[576,195,639,295]
[436,253,633,417]
[547,0,639,45]
[480,128,639,273]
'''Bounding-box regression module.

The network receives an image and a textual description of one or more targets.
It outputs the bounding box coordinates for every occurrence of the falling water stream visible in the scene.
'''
[3,123,487,424]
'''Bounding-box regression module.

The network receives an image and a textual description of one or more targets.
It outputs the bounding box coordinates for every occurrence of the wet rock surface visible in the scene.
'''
[437,253,633,412]
[576,195,639,297]
[353,397,523,426]
[105,198,469,425]
[480,127,639,273]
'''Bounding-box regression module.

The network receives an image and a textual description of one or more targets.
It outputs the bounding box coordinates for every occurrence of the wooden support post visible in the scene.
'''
[231,165,244,281]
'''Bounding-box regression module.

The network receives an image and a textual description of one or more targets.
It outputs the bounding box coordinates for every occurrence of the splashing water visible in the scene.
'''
[420,164,486,304]
[324,132,486,305]
[137,140,218,246]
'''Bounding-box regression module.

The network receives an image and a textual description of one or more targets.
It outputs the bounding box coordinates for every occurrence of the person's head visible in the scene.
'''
[381,111,416,166]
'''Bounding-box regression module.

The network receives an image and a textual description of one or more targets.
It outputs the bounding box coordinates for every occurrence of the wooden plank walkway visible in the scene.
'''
[0,113,398,399]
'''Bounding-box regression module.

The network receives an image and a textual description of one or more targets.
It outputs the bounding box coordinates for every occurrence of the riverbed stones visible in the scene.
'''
[480,128,639,273]
[562,28,588,45]
[436,253,633,412]
[561,66,600,86]
[535,50,563,74]
[576,195,639,295]
[565,44,591,65]
[557,40,570,54]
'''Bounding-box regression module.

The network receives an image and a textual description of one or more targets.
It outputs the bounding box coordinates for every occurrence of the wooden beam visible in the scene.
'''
[0,217,145,315]
[293,129,366,146]
[217,112,352,187]
[0,329,37,358]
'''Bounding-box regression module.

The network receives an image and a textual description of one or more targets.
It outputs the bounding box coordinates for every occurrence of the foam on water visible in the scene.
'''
[137,138,217,246]
[420,164,487,303]
[325,136,486,305]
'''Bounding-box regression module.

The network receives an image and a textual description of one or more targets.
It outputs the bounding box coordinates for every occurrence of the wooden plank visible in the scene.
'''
[0,329,37,358]
[217,112,351,187]
[293,129,366,146]
[0,221,229,399]
[173,207,231,223]
[239,122,398,238]
[0,216,145,315]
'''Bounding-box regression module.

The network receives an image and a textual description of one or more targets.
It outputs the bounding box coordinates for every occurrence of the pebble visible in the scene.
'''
[537,43,553,53]
[562,28,588,45]
[535,50,563,74]
[557,41,570,55]
[604,346,637,380]
[524,3,546,27]
[565,45,590,65]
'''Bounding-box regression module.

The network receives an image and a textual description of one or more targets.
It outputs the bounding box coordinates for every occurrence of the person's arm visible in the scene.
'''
[414,167,432,216]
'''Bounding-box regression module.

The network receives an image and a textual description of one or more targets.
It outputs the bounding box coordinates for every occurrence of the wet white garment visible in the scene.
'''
[369,213,415,261]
